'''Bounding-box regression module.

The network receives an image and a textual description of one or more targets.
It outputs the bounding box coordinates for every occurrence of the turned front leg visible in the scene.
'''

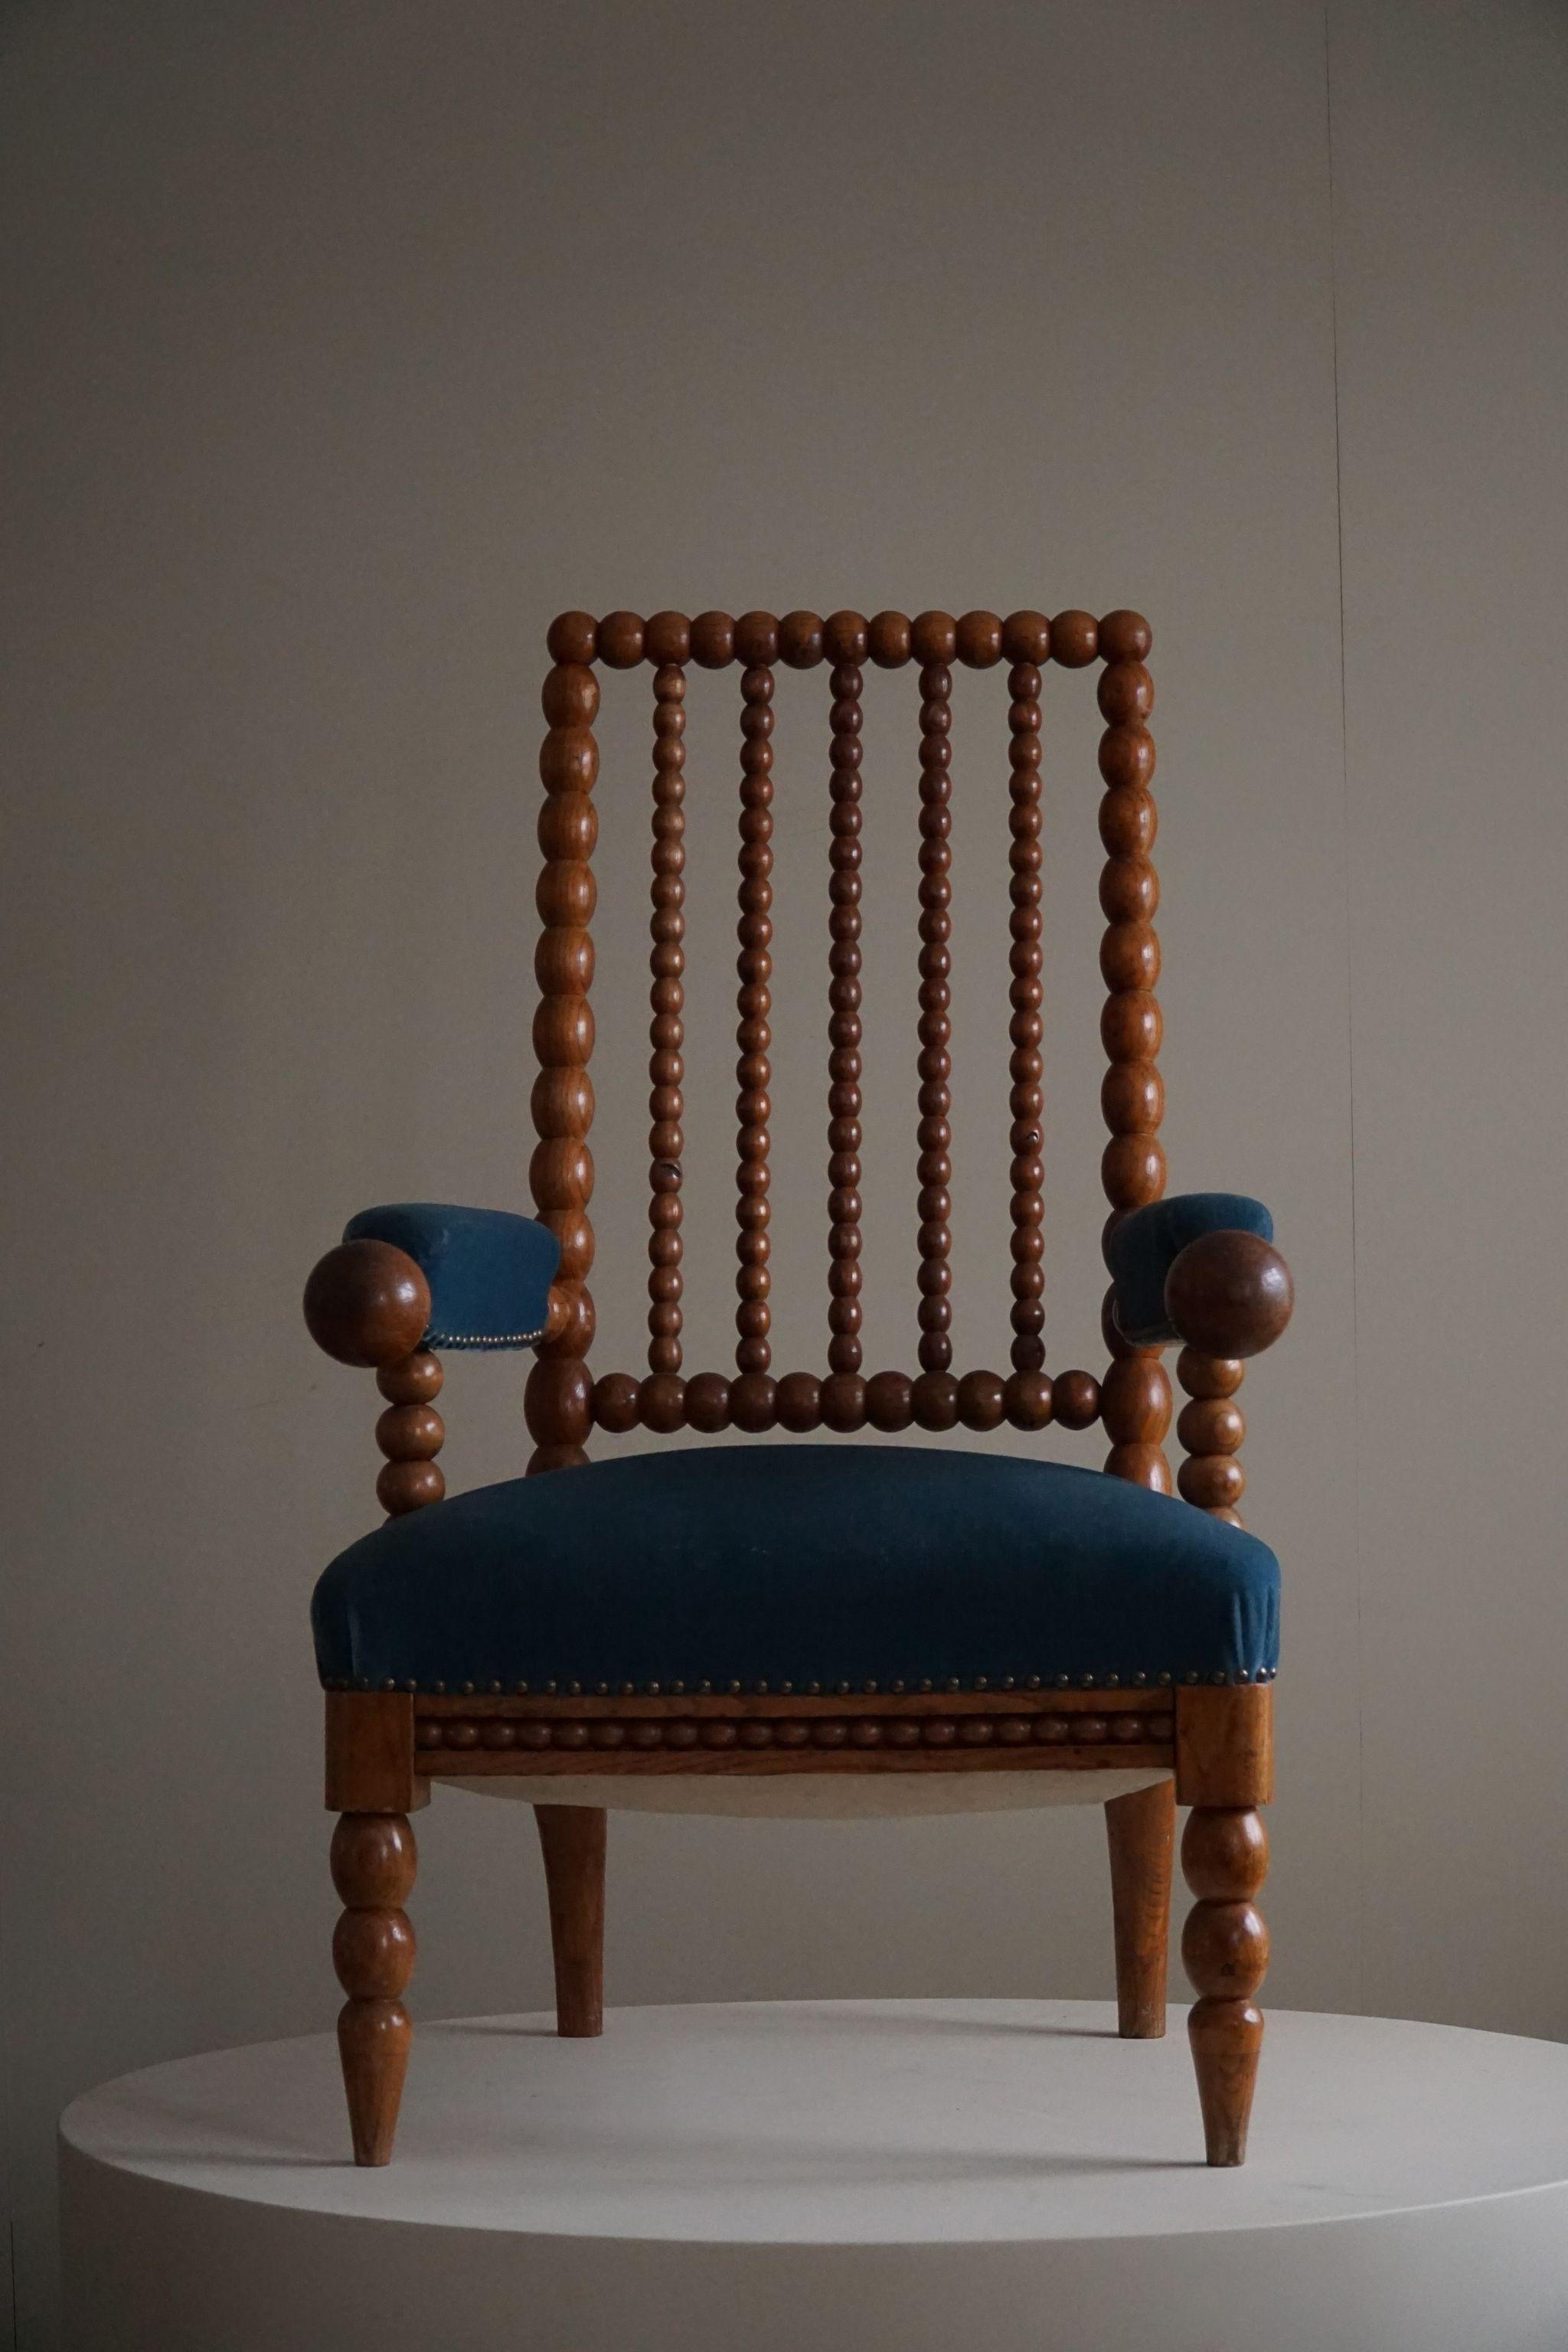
[332,1811,416,2166]
[1181,1805,1269,2165]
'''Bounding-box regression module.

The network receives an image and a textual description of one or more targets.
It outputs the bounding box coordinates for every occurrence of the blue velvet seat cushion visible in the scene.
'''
[312,1446,1279,1696]
[342,1203,559,1350]
[1106,1192,1275,1346]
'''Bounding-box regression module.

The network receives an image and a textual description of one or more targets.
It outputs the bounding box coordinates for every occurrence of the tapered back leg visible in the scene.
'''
[534,1804,606,2037]
[1105,1779,1174,2038]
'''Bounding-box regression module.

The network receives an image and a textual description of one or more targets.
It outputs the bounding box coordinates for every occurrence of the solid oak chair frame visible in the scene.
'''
[309,604,1290,2173]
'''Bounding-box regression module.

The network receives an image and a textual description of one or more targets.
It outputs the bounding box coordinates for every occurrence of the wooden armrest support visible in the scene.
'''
[304,1239,431,1368]
[1165,1231,1293,1361]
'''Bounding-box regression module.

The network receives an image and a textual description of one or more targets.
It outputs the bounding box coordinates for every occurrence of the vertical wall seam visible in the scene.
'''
[1323,0,1366,2017]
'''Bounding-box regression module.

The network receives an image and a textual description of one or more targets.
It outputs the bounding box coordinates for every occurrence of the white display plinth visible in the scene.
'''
[60,2000,1568,2351]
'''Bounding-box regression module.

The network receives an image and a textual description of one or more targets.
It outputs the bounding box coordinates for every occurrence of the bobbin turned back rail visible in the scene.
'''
[527,606,1184,1494]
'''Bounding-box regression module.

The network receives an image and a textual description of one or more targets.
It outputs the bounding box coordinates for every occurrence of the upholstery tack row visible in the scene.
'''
[324,1666,1278,1696]
[425,1327,547,1349]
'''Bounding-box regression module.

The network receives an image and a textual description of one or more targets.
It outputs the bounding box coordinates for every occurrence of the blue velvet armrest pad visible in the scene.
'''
[343,1204,560,1350]
[1106,1193,1274,1347]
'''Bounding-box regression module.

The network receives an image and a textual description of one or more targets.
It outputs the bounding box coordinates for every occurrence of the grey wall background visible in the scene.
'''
[3,0,1566,2341]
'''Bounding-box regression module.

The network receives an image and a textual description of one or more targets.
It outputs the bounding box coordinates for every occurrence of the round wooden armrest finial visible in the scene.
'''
[1165,1230,1293,1361]
[303,1240,430,1368]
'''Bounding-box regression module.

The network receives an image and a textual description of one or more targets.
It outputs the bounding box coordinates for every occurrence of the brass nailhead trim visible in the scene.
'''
[425,1325,548,1349]
[323,1665,1276,1693]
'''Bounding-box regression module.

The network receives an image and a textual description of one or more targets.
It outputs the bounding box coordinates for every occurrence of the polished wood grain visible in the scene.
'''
[956,609,1003,667]
[315,599,1287,1481]
[1182,1803,1269,2164]
[1050,609,1099,668]
[779,609,825,668]
[1052,1367,1102,1429]
[1008,659,1047,1375]
[1100,1351,1173,1497]
[646,662,687,1406]
[374,1350,447,1515]
[596,609,645,669]
[733,656,777,1433]
[525,657,600,1472]
[414,1686,1169,1720]
[1002,610,1051,663]
[916,654,956,1383]
[1178,1347,1248,1524]
[357,1341,449,1517]
[534,1804,606,2037]
[1165,1230,1295,1360]
[304,1240,429,1370]
[1094,613,1172,1494]
[547,610,597,665]
[691,609,735,667]
[553,603,1284,1481]
[868,609,912,668]
[1106,1779,1174,2039]
[325,1690,428,1815]
[580,1359,1107,1436]
[420,1707,1172,1749]
[332,1811,416,2166]
[645,610,692,665]
[417,1689,1175,1775]
[1172,1681,1273,2159]
[826,652,866,1419]
[1174,1681,1274,1809]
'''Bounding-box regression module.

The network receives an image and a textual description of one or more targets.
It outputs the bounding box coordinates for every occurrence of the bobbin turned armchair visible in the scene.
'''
[303,604,1293,2173]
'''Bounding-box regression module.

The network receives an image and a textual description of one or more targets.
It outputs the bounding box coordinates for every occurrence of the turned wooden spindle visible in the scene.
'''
[303,1239,443,1515]
[823,611,868,1435]
[1093,609,1171,1493]
[913,611,958,1432]
[1001,612,1055,1438]
[332,1811,417,2167]
[1005,654,1046,1379]
[526,622,602,1473]
[732,615,778,1434]
[529,628,614,2066]
[528,605,1269,1491]
[374,1348,446,1516]
[528,627,613,2073]
[642,658,688,1436]
[1178,1346,1249,1524]
[1100,1279,1173,1494]
[1182,1802,1270,2165]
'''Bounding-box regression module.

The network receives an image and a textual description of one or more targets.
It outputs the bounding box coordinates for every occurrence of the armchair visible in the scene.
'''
[302,604,1293,2172]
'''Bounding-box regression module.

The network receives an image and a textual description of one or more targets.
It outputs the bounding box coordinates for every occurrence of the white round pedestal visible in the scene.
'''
[61,2000,1568,2352]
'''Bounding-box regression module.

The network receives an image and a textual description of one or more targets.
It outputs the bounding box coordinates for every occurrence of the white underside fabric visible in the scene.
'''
[433,1769,1171,1819]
